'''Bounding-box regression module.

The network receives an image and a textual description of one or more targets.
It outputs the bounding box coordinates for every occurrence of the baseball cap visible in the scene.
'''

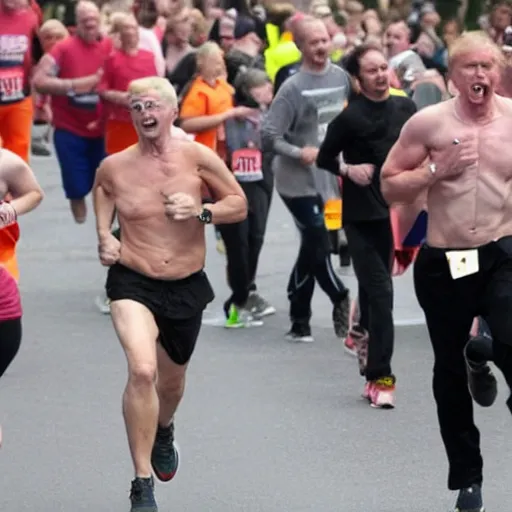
[234,15,257,39]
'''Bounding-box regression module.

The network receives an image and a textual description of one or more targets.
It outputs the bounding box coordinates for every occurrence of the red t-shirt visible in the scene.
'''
[0,6,38,105]
[0,266,21,321]
[98,48,157,123]
[50,35,112,138]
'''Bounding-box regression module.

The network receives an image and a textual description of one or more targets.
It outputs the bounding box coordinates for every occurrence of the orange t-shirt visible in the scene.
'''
[179,76,234,154]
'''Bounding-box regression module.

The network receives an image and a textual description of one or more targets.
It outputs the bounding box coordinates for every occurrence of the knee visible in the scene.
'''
[158,374,185,402]
[129,363,157,387]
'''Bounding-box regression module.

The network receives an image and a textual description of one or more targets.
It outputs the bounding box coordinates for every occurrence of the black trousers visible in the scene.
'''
[0,317,22,378]
[218,183,272,308]
[414,240,512,490]
[344,219,394,381]
[281,194,348,323]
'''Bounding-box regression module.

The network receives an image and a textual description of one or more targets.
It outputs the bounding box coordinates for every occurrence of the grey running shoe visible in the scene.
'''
[94,293,111,315]
[246,291,276,318]
[129,477,157,511]
[332,293,350,339]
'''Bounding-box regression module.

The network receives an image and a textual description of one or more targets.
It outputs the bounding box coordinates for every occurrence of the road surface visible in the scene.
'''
[0,152,511,511]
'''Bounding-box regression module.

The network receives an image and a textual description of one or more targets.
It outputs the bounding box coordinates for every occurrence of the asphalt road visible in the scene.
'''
[0,151,511,512]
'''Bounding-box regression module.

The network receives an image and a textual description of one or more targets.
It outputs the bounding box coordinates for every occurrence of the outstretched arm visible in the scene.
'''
[380,113,433,205]
[196,143,247,224]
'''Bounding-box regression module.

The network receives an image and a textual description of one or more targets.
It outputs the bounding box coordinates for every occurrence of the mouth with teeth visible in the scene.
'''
[142,118,158,129]
[470,83,488,100]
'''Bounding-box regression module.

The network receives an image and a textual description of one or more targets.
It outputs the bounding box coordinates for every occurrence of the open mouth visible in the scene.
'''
[471,83,487,98]
[142,118,157,129]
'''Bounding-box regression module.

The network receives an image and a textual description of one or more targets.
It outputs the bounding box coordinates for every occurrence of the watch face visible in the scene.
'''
[200,208,212,223]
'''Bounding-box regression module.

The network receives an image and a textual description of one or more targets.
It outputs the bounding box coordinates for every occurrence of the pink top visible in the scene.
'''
[0,266,21,321]
[50,34,113,138]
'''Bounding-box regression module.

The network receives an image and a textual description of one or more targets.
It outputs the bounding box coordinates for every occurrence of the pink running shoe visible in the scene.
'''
[366,377,395,409]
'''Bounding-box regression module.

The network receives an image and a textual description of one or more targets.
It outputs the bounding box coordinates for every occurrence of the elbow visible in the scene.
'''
[32,76,49,95]
[34,188,44,207]
[232,195,248,223]
[380,175,398,206]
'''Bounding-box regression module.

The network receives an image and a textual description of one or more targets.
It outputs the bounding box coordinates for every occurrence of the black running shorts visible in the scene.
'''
[106,263,215,365]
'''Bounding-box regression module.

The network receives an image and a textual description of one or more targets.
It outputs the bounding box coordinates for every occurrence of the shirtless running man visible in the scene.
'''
[92,77,247,512]
[381,31,512,512]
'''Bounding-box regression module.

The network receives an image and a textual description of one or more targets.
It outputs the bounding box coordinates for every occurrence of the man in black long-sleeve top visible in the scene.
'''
[316,44,416,409]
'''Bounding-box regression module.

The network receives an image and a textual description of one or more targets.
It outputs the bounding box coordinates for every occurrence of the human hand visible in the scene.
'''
[162,192,201,221]
[346,164,375,186]
[72,68,103,94]
[300,146,319,165]
[430,137,478,180]
[230,106,258,120]
[0,202,17,228]
[98,232,121,266]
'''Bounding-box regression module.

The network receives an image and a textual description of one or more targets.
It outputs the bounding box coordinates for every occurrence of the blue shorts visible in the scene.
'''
[54,129,106,200]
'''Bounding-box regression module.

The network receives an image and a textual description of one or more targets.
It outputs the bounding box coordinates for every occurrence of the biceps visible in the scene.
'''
[9,168,41,196]
[382,138,428,178]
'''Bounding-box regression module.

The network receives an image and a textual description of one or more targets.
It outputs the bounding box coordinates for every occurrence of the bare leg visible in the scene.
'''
[70,198,86,224]
[111,300,159,478]
[156,343,187,427]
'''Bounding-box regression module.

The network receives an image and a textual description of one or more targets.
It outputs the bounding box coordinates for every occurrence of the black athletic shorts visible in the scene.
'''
[106,263,215,365]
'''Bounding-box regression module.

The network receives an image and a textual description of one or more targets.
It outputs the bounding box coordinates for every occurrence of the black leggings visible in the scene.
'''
[0,318,22,378]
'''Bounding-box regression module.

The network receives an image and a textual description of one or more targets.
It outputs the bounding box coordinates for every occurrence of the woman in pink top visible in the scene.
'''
[0,146,44,446]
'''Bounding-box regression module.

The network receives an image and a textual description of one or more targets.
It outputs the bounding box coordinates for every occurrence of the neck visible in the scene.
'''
[138,135,173,157]
[455,95,499,124]
[123,46,138,55]
[169,37,188,51]
[362,90,390,102]
[201,74,217,86]
[301,60,328,74]
[233,41,258,57]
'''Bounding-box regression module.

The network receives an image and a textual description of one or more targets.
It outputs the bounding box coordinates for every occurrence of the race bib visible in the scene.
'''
[67,92,100,110]
[232,148,263,182]
[445,249,479,280]
[0,68,24,103]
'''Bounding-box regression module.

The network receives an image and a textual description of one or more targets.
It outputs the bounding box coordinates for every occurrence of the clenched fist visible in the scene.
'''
[162,192,201,221]
[98,232,121,266]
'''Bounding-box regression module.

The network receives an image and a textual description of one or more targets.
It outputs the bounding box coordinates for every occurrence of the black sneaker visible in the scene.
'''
[151,423,180,482]
[464,337,498,407]
[454,483,485,512]
[129,477,157,512]
[332,293,350,339]
[285,322,314,343]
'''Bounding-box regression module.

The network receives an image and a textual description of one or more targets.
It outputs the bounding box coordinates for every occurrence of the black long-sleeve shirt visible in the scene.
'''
[317,94,416,224]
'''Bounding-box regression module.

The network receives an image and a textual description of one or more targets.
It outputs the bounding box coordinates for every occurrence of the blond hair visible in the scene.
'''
[196,41,222,59]
[448,31,505,69]
[128,77,178,108]
[39,19,69,38]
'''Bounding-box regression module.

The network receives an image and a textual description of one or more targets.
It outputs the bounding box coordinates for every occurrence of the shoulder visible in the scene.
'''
[392,95,417,114]
[496,94,512,115]
[99,146,136,175]
[1,148,27,173]
[399,100,448,141]
[51,36,72,56]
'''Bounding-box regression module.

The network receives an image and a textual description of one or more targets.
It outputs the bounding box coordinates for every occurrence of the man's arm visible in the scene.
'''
[261,86,301,160]
[3,149,44,215]
[195,144,247,224]
[316,112,348,175]
[32,53,102,96]
[380,113,433,205]
[92,160,116,240]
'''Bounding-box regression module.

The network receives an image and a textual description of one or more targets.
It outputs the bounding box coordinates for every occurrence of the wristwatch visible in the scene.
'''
[197,207,213,224]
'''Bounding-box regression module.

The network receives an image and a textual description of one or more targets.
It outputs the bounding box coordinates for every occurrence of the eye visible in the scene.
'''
[131,102,142,112]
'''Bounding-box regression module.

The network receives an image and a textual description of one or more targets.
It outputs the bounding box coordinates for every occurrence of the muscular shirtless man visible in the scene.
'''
[381,31,512,512]
[92,76,247,512]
